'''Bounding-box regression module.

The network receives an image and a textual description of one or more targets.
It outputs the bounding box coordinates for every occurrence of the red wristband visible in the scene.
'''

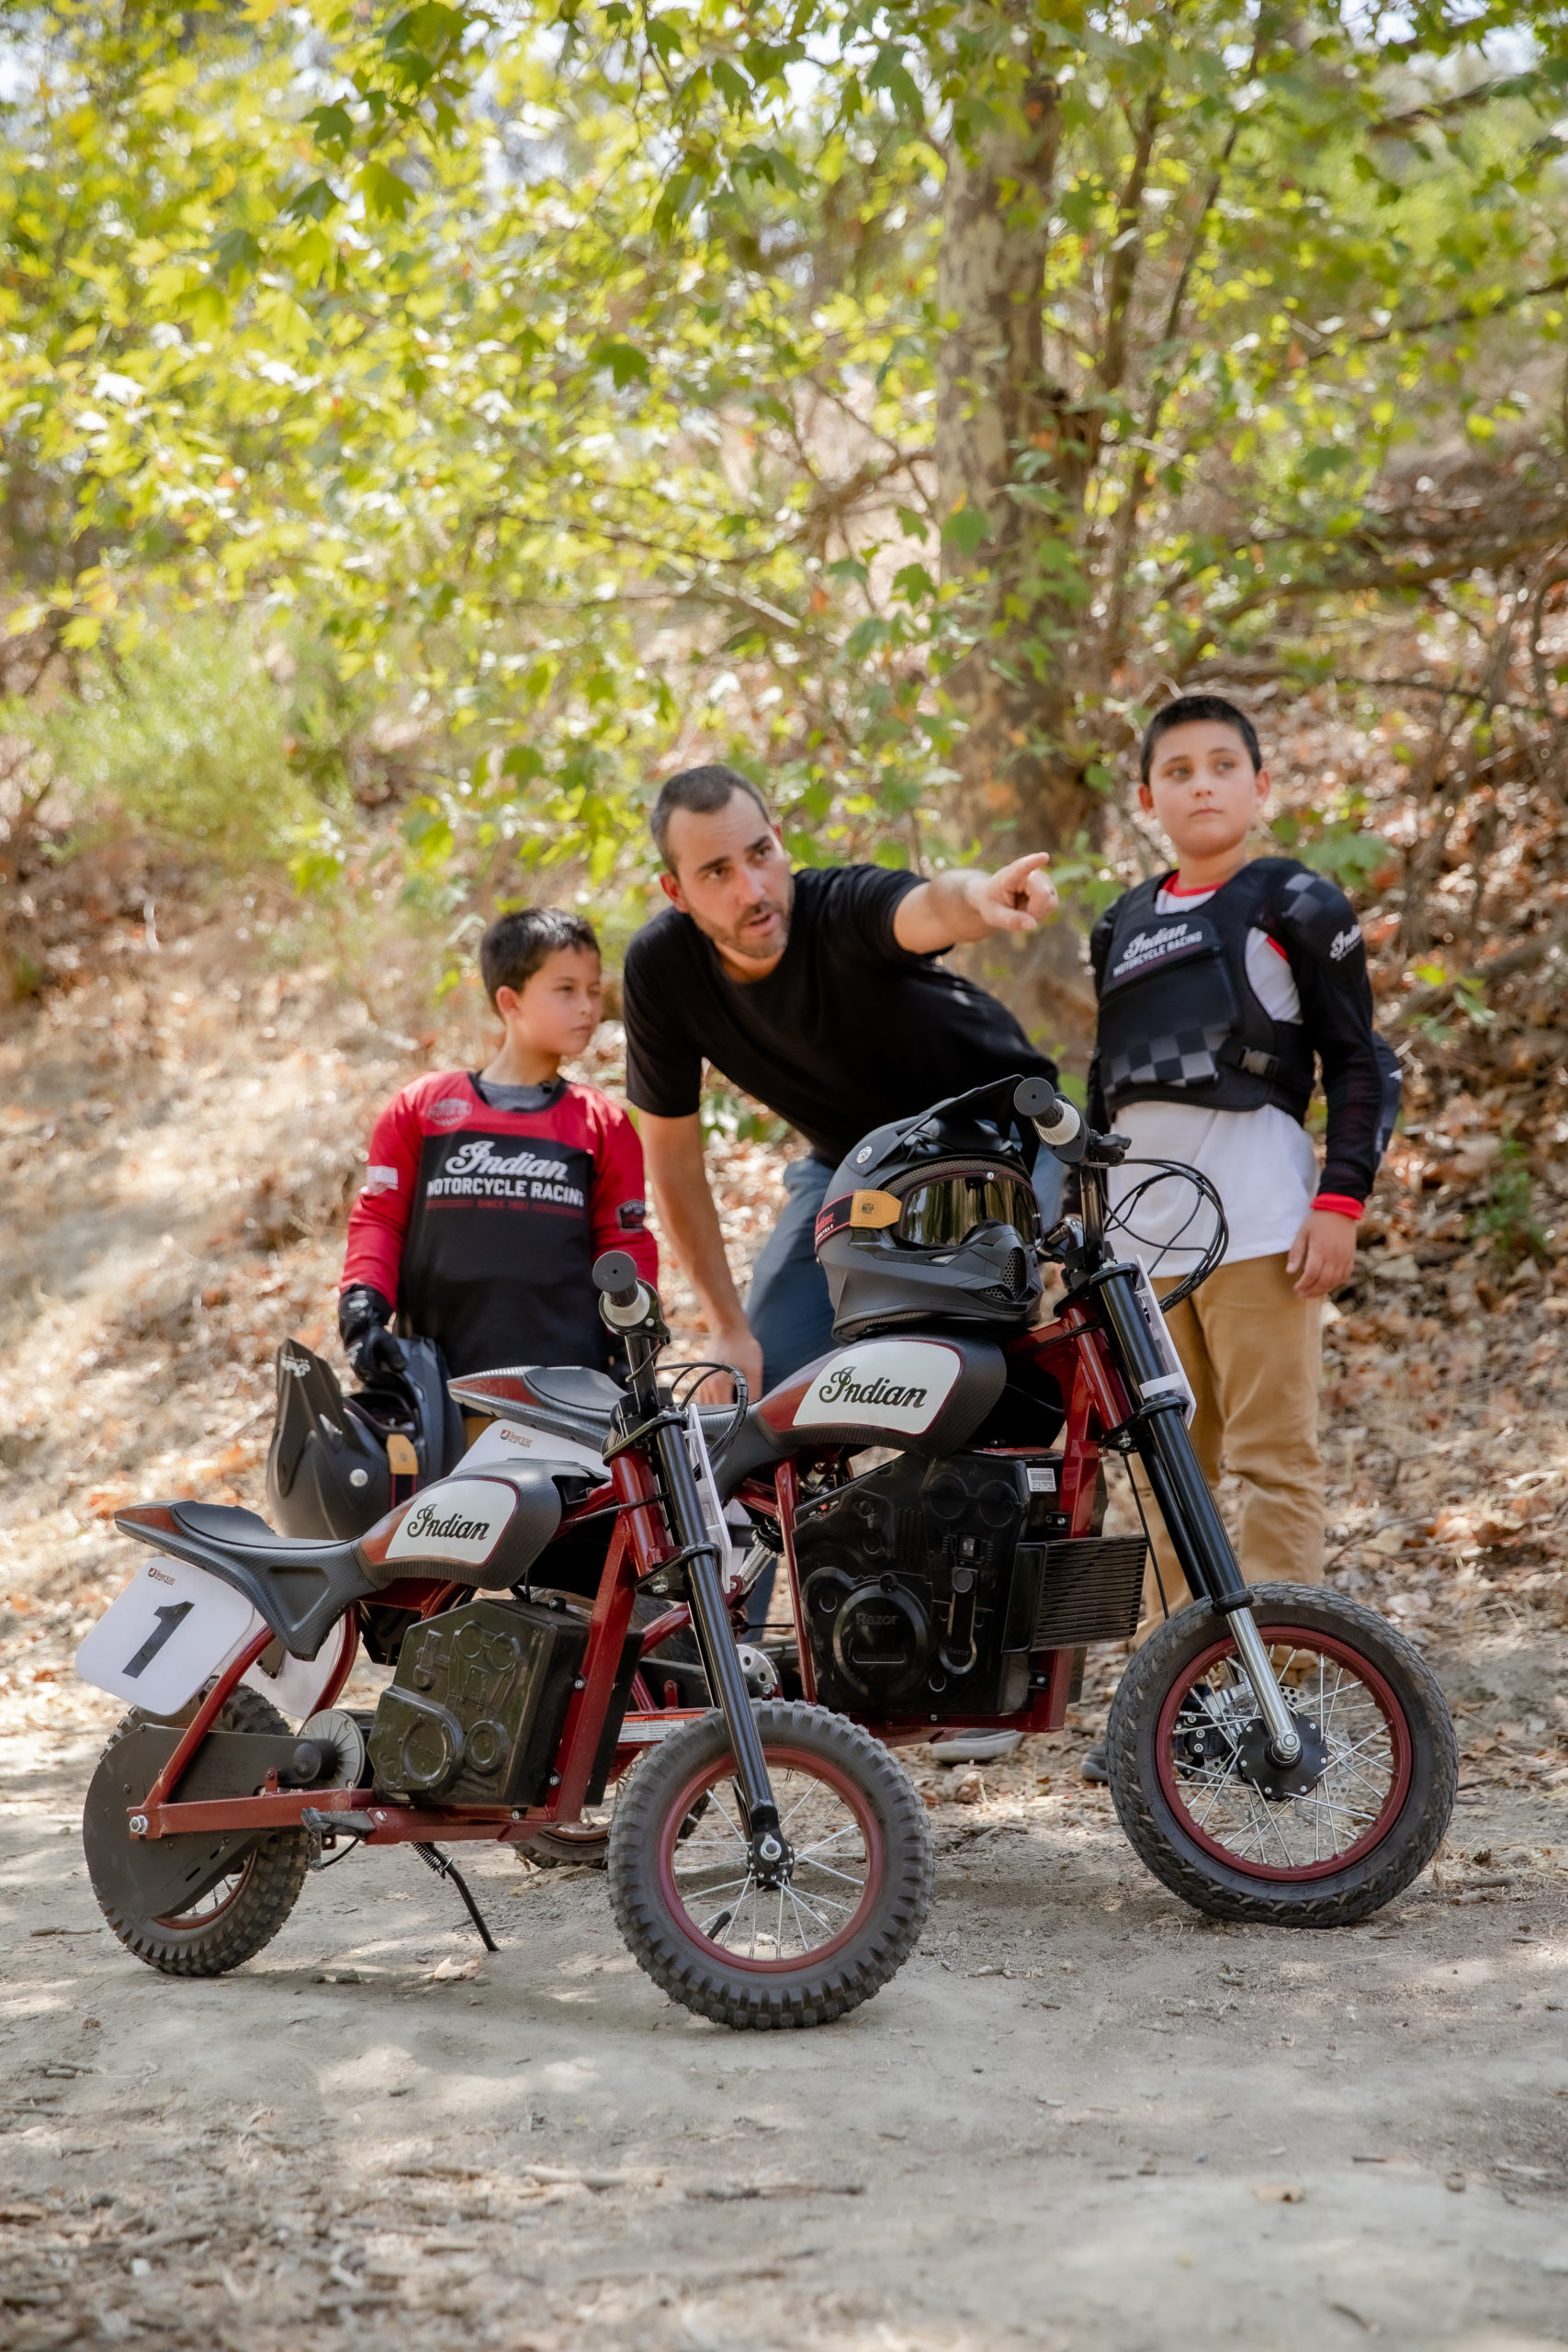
[1313,1193,1364,1222]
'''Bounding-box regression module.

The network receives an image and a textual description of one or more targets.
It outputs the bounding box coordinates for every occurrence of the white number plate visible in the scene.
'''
[75,1555,260,1717]
[243,1613,353,1724]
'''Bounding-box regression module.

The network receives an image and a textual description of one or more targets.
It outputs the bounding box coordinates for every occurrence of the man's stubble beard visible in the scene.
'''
[701,869,794,969]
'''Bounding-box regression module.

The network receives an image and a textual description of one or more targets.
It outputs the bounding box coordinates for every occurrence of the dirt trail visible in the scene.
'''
[3,880,1567,2349]
[4,1674,1567,2352]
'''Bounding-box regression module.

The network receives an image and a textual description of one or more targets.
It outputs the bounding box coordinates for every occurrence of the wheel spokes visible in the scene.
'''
[668,1758,873,1964]
[1161,1634,1400,1871]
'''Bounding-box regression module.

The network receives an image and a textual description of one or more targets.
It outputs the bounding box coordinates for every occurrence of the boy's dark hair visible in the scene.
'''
[649,763,773,866]
[479,907,598,1007]
[1139,694,1262,783]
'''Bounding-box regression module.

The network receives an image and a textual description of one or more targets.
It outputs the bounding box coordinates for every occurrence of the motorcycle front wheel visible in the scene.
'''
[607,1702,933,2029]
[1106,1583,1457,1928]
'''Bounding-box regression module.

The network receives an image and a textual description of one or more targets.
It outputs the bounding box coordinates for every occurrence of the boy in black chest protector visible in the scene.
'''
[1079,695,1400,1781]
[338,908,657,1388]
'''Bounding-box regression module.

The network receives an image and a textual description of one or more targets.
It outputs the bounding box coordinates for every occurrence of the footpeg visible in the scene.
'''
[300,1808,376,1871]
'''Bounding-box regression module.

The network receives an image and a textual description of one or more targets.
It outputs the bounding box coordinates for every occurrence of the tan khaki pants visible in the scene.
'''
[1134,1251,1324,1640]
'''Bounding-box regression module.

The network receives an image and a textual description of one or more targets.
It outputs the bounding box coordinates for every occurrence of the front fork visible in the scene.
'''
[651,1419,789,1877]
[1097,1272,1303,1769]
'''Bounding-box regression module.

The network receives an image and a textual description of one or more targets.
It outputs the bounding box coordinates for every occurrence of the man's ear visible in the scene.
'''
[1137,780,1156,815]
[1253,764,1270,809]
[659,869,686,910]
[494,984,523,1021]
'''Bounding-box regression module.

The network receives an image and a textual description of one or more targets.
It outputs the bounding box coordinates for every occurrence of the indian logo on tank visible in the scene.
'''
[794,1340,962,1437]
[385,1477,517,1566]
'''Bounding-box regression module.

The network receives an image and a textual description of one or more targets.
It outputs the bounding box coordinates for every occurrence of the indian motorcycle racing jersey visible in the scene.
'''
[340,1071,657,1378]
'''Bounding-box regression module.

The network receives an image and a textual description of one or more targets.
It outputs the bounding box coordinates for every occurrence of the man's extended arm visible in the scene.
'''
[641,1111,765,1400]
[892,852,1058,954]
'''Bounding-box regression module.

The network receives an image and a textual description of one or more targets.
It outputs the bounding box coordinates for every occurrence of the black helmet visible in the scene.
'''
[265,1339,394,1539]
[815,1075,1048,1341]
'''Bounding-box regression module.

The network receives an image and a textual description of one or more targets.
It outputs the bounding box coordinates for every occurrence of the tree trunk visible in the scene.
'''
[935,46,1101,1040]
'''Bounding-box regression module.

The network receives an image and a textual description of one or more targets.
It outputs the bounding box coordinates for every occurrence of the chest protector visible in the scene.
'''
[1098,860,1317,1122]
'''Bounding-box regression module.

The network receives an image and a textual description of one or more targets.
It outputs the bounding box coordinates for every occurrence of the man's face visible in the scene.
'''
[659,790,795,974]
[1139,720,1267,863]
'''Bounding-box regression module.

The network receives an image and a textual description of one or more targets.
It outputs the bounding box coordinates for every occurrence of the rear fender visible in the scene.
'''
[113,1506,367,1660]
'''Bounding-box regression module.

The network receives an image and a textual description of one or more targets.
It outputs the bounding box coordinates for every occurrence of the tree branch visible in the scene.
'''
[1368,80,1506,141]
[1312,273,1568,362]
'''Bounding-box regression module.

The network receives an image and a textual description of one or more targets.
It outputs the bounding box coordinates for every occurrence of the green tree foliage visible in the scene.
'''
[3,614,316,867]
[3,1,1568,1027]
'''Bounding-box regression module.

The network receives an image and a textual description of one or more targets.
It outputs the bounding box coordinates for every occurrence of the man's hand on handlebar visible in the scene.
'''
[697,1322,764,1407]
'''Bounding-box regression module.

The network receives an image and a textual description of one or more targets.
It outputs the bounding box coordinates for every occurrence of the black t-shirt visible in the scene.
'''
[623,864,1059,1167]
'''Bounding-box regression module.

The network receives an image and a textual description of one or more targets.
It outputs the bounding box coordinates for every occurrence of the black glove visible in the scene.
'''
[338,1285,403,1383]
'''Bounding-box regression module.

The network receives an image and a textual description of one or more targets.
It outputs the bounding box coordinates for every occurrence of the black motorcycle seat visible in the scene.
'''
[170,1501,364,1568]
[520,1365,748,1449]
[525,1366,628,1422]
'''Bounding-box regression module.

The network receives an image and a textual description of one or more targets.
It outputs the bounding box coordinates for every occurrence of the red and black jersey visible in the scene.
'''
[341,1071,657,1378]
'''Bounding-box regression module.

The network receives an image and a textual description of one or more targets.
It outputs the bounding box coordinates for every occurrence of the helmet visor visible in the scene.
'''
[897,1170,1040,1249]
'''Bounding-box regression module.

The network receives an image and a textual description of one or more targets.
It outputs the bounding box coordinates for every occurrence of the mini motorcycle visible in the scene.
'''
[76,1076,1456,2035]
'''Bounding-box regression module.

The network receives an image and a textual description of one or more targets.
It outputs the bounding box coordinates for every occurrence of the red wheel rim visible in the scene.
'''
[153,1850,256,1931]
[1153,1623,1413,1882]
[655,1744,883,1973]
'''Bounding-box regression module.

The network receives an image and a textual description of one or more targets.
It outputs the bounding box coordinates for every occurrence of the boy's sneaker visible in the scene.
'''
[1080,1740,1110,1785]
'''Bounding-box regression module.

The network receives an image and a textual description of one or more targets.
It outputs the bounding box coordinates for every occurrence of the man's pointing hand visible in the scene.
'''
[892,850,1058,955]
[974,852,1059,933]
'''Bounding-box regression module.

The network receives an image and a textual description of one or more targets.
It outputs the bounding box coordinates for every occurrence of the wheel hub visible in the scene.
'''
[1234,1710,1329,1800]
[750,1828,795,1886]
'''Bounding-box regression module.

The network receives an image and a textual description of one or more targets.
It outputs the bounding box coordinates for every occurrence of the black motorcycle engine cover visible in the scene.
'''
[830,1575,931,1705]
[367,1592,640,1809]
[795,1452,1057,1719]
[369,1594,584,1806]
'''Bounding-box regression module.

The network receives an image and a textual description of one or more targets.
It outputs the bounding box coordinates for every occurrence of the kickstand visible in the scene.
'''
[412,1842,499,1953]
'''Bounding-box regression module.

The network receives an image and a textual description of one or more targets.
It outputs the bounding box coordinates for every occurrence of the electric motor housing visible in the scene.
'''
[795,1452,1062,1719]
[367,1592,637,1809]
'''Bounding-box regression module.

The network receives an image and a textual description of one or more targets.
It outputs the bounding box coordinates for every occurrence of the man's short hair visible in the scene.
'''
[479,907,598,1007]
[1139,694,1262,783]
[649,763,773,867]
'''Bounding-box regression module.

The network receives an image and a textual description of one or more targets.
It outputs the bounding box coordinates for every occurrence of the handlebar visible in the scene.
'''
[593,1249,659,1333]
[1012,1075,1088,1164]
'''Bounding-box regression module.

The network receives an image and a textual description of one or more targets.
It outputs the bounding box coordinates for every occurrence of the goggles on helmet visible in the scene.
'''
[815,1163,1040,1253]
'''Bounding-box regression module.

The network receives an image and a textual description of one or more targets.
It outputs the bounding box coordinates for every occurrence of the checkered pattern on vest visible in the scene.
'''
[1105,1020,1232,1095]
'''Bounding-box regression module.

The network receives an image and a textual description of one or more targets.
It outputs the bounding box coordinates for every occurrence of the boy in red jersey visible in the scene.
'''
[339,909,657,1383]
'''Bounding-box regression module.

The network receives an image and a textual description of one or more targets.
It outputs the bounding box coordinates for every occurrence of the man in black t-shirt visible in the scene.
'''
[623,764,1062,1397]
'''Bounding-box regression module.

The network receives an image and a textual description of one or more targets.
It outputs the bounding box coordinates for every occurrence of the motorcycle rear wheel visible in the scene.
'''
[608,1702,933,2029]
[86,1684,310,1975]
[1106,1583,1457,1928]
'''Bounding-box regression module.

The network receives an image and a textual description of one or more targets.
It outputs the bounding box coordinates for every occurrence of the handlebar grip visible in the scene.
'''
[1012,1074,1086,1161]
[1012,1078,1056,1120]
[592,1250,641,1308]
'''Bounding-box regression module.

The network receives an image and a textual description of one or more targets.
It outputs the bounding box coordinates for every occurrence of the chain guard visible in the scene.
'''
[84,1725,303,1924]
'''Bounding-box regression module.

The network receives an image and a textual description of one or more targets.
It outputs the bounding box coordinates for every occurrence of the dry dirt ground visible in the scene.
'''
[2,876,1567,2350]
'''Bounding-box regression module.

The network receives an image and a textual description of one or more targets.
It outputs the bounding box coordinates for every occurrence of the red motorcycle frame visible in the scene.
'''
[111,1283,1122,1872]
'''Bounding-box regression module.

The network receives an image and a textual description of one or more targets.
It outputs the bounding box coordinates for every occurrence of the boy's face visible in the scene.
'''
[495,946,604,1059]
[1139,720,1268,864]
